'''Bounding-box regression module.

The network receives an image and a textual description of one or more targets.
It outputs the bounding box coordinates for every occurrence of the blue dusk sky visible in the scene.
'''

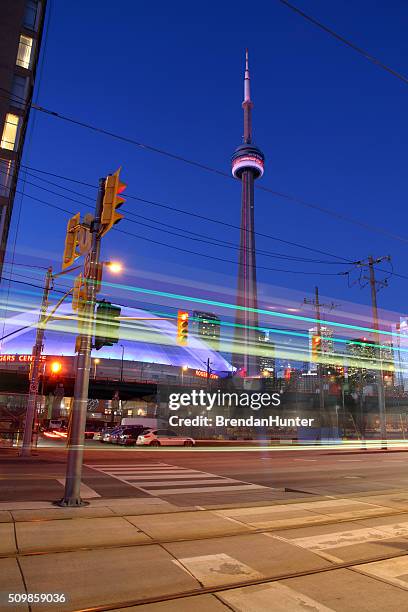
[3,0,408,330]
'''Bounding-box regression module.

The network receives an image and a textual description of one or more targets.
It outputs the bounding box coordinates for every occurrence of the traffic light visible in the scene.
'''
[72,273,87,311]
[177,310,189,345]
[94,300,121,350]
[62,213,80,270]
[100,168,126,237]
[311,335,322,362]
[50,361,62,374]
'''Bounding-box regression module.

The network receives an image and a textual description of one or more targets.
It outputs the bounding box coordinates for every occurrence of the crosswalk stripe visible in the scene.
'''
[128,479,236,487]
[145,484,267,495]
[123,473,222,480]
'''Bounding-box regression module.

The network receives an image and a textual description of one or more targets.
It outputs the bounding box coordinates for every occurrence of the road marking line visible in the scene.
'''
[57,479,101,498]
[131,479,237,487]
[146,484,268,495]
[123,473,224,480]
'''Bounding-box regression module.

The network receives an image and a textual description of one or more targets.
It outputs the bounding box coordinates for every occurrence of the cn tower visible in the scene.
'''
[231,50,265,376]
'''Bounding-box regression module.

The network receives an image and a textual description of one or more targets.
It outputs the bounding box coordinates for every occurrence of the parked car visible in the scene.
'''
[93,428,111,442]
[136,428,195,447]
[109,427,126,444]
[102,428,120,443]
[118,426,150,446]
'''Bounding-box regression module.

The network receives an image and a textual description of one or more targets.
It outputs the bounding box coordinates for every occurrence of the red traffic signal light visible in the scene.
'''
[100,168,126,237]
[177,310,189,345]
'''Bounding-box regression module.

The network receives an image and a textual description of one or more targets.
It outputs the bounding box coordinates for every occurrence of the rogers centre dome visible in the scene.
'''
[1,304,234,375]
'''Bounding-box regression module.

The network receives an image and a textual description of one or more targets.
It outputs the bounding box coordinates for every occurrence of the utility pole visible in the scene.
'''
[58,178,105,506]
[368,256,387,448]
[353,255,390,449]
[304,287,338,441]
[20,266,53,456]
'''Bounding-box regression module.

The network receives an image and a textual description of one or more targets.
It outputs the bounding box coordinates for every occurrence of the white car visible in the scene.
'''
[136,428,195,447]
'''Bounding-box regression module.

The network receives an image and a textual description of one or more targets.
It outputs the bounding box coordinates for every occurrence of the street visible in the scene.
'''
[2,445,408,505]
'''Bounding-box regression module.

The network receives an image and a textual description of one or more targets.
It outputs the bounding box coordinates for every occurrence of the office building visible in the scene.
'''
[0,0,48,278]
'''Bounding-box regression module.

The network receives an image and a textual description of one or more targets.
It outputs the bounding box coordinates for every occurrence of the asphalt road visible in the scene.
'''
[1,441,408,505]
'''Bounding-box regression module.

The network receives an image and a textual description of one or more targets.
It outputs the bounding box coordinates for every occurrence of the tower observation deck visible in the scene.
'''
[232,50,265,376]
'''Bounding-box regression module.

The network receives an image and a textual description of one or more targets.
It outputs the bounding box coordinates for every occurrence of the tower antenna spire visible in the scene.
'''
[231,50,265,376]
[242,48,253,143]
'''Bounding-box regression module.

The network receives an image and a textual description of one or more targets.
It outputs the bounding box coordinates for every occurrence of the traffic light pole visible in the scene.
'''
[58,178,105,506]
[314,287,325,441]
[368,256,387,449]
[20,266,53,457]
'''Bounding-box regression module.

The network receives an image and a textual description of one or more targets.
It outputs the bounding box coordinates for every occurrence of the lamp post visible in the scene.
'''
[181,365,188,386]
[93,358,100,379]
[120,344,125,382]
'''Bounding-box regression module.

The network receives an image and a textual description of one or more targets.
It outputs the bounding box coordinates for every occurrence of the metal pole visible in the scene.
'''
[315,286,325,441]
[120,345,124,382]
[20,266,53,456]
[57,178,105,506]
[368,256,387,449]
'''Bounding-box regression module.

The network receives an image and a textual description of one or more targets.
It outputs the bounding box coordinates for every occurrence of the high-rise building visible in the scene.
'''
[392,319,408,389]
[0,0,48,278]
[308,326,333,371]
[257,330,275,374]
[347,336,394,387]
[191,311,220,349]
[232,50,264,376]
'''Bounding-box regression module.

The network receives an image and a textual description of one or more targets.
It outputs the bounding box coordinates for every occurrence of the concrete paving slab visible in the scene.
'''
[11,506,116,522]
[353,555,408,590]
[0,523,17,554]
[19,545,201,611]
[269,524,408,563]
[282,568,408,611]
[110,594,229,611]
[214,505,332,529]
[0,558,29,612]
[16,516,150,553]
[0,510,12,522]
[218,581,335,611]
[109,504,192,516]
[126,511,253,540]
[353,494,408,511]
[164,533,332,587]
[357,514,408,536]
[176,553,264,587]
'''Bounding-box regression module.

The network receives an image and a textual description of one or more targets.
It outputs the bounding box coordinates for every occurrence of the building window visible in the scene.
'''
[16,35,33,69]
[0,160,15,197]
[1,114,20,151]
[10,75,28,109]
[23,1,40,30]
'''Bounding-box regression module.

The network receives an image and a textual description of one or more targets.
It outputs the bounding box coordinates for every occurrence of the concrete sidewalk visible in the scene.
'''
[2,491,408,610]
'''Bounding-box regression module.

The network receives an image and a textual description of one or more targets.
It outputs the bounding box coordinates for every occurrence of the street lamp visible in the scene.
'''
[93,358,100,379]
[181,364,188,385]
[105,261,122,274]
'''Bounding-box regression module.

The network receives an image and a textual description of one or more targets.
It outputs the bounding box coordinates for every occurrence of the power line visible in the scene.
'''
[20,164,353,263]
[277,0,408,86]
[25,104,408,244]
[13,170,408,283]
[19,171,349,265]
[15,190,345,277]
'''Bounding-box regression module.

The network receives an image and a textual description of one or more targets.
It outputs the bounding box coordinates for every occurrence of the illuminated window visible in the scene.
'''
[1,114,20,151]
[0,160,15,196]
[16,35,33,69]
